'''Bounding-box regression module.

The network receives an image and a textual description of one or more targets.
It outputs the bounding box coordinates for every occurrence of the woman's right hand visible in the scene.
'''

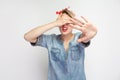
[55,14,73,26]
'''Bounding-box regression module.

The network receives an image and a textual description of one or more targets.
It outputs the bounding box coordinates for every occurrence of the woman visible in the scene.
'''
[24,8,97,80]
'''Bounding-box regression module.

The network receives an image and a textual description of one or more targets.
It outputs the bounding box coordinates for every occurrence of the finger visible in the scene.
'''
[57,14,62,19]
[66,20,73,24]
[70,18,83,26]
[73,17,85,24]
[81,16,88,23]
[69,24,84,31]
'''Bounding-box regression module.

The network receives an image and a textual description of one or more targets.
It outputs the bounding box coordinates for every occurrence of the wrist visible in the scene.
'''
[82,40,90,43]
[50,21,60,27]
[55,20,63,26]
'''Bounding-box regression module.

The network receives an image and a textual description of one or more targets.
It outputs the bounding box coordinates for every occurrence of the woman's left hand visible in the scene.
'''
[70,16,97,43]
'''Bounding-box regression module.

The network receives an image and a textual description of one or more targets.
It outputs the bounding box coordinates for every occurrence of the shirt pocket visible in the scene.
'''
[51,47,61,62]
[70,45,81,61]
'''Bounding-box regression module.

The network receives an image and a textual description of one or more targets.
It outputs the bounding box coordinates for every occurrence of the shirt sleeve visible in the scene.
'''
[81,41,91,47]
[30,34,53,48]
[76,32,90,48]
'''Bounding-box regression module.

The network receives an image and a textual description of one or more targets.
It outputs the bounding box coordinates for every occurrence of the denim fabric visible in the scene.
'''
[31,32,87,80]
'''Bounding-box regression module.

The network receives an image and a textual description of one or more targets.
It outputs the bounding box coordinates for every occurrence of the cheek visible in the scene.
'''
[68,27,73,32]
[68,26,73,30]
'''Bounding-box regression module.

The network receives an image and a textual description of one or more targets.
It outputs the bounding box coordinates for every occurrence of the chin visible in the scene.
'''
[59,26,73,35]
[61,31,72,35]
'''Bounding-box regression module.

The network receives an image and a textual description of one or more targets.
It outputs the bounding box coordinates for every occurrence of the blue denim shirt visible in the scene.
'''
[31,32,90,80]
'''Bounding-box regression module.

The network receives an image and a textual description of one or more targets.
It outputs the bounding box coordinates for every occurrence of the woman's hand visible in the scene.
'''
[70,16,97,43]
[56,14,73,26]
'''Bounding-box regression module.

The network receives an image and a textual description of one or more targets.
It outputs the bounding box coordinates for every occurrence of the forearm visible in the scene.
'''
[24,21,58,42]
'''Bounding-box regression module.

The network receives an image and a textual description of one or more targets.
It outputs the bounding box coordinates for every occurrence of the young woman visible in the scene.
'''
[24,8,97,80]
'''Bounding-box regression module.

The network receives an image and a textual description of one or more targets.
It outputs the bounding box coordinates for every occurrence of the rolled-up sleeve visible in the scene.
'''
[81,41,90,47]
[30,34,52,48]
[76,32,90,48]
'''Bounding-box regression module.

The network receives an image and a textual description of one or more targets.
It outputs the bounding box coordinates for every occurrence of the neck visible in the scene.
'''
[61,33,74,42]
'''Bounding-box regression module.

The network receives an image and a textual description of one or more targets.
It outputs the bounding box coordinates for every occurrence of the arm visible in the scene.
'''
[24,14,72,43]
[24,21,58,43]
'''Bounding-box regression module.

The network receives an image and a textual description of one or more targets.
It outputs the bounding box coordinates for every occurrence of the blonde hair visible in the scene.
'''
[62,9,75,18]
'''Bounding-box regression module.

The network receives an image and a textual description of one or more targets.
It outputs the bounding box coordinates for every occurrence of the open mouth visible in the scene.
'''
[61,23,70,32]
[61,25,68,32]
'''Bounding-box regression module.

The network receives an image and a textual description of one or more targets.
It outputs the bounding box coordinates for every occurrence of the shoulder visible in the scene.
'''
[42,34,56,38]
[43,34,58,41]
[73,32,82,41]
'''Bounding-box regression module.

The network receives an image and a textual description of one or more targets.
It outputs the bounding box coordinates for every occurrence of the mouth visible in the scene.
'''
[61,25,68,32]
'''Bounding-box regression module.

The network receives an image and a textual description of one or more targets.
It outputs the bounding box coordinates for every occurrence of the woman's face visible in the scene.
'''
[59,13,73,35]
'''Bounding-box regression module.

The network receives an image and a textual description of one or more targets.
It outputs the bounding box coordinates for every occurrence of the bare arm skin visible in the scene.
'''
[24,21,58,43]
[24,14,72,43]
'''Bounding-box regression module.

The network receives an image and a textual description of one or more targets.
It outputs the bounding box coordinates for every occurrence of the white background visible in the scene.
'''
[0,0,120,80]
